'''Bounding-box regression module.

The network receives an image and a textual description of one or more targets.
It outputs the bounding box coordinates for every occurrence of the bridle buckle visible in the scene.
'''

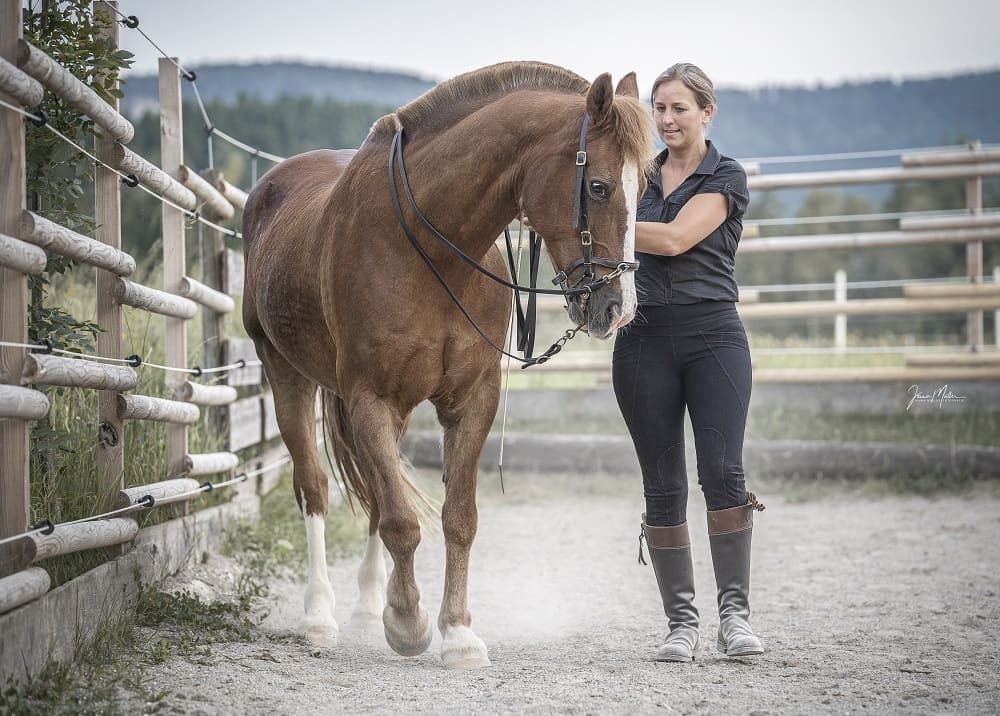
[580,230,592,246]
[575,150,587,166]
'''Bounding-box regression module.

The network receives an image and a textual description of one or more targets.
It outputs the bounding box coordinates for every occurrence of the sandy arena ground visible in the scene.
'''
[137,474,1000,715]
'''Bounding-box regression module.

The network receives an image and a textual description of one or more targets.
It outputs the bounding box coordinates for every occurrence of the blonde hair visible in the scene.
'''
[650,63,716,110]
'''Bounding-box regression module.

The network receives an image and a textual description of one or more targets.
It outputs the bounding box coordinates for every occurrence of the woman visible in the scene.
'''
[612,63,765,662]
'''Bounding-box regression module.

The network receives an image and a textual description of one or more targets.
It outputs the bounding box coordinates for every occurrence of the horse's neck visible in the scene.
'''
[400,97,565,261]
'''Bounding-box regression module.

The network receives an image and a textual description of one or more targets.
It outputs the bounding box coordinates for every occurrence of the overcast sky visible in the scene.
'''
[115,0,999,92]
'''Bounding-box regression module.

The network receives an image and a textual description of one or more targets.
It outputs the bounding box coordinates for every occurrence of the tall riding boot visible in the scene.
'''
[641,517,700,662]
[707,503,764,656]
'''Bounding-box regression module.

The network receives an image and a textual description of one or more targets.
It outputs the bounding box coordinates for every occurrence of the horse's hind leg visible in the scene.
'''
[347,391,432,656]
[434,377,499,669]
[350,506,387,630]
[257,343,338,646]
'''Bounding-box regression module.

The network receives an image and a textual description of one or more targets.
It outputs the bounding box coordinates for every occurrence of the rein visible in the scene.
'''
[387,114,638,367]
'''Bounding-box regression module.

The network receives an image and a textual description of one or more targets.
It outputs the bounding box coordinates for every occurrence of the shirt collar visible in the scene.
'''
[651,140,722,179]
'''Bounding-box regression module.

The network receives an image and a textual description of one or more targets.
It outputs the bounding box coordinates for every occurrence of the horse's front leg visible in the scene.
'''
[435,382,499,669]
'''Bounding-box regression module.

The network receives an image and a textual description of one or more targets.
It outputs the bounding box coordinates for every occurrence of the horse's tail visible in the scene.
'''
[320,389,441,527]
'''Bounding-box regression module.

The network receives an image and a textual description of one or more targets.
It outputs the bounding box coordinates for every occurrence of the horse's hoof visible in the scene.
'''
[349,608,383,635]
[441,625,491,669]
[383,605,433,656]
[302,617,339,648]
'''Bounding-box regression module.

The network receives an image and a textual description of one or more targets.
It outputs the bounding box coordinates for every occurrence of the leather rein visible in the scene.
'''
[388,114,639,367]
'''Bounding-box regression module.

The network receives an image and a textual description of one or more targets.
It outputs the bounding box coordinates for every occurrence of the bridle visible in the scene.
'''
[388,113,639,367]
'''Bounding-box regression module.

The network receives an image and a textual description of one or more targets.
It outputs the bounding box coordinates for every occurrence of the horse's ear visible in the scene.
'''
[615,72,639,99]
[587,73,614,126]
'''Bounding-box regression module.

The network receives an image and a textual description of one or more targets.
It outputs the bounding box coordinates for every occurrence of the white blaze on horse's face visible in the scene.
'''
[613,160,640,331]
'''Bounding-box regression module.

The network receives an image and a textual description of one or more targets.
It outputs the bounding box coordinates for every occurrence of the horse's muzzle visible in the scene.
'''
[570,285,628,340]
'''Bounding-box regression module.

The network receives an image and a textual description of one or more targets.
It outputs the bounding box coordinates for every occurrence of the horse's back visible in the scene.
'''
[243,148,357,253]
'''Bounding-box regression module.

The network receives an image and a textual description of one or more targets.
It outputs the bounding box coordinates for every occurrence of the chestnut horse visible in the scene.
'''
[242,62,652,668]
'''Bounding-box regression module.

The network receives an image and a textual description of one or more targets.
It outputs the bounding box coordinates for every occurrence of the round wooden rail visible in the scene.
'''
[21,211,135,276]
[747,162,1000,190]
[901,147,1000,167]
[212,174,249,210]
[180,276,235,314]
[113,278,198,319]
[0,54,43,107]
[737,226,1000,254]
[115,478,201,509]
[184,452,239,476]
[902,283,1000,299]
[736,295,1000,320]
[178,165,234,221]
[16,39,134,144]
[0,385,49,419]
[0,518,138,580]
[117,394,200,424]
[21,354,138,391]
[0,567,49,616]
[174,381,238,406]
[112,143,197,210]
[0,231,46,275]
[900,213,1000,232]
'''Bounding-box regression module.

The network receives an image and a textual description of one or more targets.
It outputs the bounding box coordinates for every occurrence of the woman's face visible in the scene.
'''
[651,80,713,152]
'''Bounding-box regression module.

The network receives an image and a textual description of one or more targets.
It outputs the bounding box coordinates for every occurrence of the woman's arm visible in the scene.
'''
[635,192,729,256]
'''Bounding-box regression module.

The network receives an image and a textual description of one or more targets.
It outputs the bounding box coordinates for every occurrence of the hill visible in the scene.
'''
[120,62,1000,157]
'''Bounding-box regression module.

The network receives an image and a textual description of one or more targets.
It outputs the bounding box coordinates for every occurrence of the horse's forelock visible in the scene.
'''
[608,96,656,174]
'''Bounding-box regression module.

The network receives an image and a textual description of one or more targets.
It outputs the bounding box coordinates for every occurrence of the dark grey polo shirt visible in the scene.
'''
[634,141,749,305]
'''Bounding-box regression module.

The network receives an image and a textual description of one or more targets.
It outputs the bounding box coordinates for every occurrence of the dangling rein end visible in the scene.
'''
[520,326,584,369]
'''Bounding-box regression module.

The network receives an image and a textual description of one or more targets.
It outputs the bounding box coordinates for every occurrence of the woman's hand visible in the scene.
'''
[635,193,728,256]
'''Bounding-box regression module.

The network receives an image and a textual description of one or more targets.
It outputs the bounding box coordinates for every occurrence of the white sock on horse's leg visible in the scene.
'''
[352,531,387,624]
[441,624,490,669]
[301,507,339,646]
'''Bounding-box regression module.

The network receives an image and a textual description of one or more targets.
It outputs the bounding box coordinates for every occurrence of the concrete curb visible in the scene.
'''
[401,430,1000,480]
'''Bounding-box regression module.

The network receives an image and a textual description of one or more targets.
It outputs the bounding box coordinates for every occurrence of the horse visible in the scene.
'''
[241,61,653,669]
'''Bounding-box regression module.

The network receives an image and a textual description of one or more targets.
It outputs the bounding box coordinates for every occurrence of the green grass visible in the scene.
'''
[221,472,369,579]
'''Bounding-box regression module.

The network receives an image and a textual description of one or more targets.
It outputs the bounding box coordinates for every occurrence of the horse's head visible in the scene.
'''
[520,73,653,339]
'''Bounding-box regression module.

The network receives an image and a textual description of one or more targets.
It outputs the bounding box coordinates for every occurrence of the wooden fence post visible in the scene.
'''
[159,57,187,479]
[93,0,124,511]
[0,0,30,538]
[995,266,999,350]
[198,170,227,440]
[834,269,847,352]
[966,140,983,350]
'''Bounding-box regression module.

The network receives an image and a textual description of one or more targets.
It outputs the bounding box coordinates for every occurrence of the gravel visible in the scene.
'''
[136,474,1000,715]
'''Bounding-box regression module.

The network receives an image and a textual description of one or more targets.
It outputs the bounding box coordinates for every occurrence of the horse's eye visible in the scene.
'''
[589,181,609,200]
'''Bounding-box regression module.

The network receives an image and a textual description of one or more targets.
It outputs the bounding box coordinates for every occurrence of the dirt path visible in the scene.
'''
[141,476,1000,715]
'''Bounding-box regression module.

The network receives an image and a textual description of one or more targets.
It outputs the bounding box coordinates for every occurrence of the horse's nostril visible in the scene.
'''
[605,300,621,320]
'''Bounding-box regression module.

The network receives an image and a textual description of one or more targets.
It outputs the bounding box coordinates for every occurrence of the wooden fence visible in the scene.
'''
[0,1,298,617]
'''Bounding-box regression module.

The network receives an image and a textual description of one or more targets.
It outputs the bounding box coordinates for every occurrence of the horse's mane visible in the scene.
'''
[369,61,654,167]
[371,61,587,137]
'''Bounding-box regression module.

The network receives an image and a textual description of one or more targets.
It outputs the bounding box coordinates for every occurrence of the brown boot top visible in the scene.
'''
[707,504,753,536]
[641,518,691,549]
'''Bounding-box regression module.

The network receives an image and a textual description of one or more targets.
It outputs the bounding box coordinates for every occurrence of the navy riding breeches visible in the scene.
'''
[612,301,752,527]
